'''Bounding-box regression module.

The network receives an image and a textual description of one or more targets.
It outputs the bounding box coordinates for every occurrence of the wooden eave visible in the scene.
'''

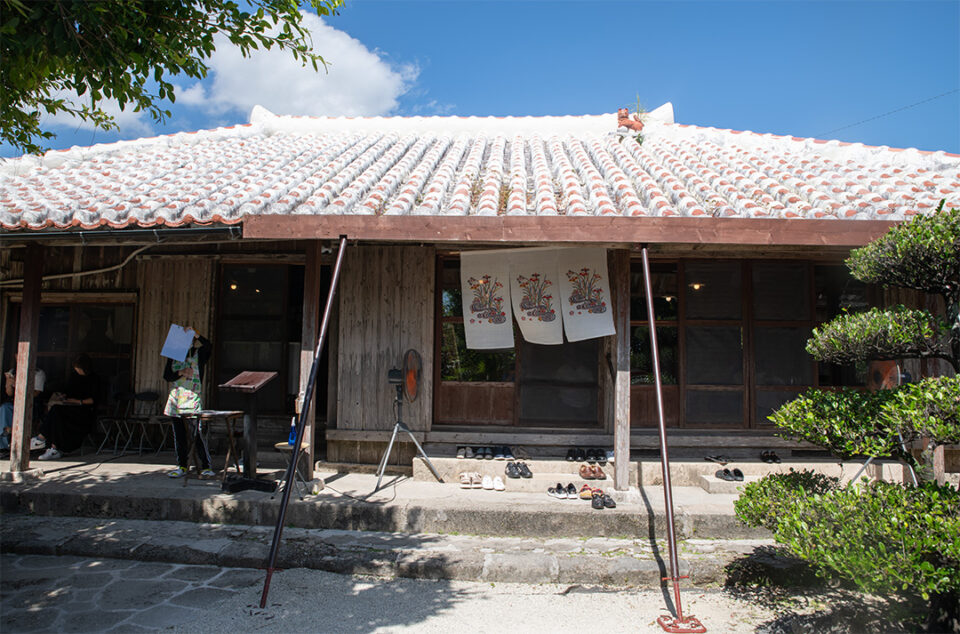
[242,215,898,248]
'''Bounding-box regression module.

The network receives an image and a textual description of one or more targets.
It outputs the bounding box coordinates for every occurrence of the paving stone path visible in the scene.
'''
[1,554,260,633]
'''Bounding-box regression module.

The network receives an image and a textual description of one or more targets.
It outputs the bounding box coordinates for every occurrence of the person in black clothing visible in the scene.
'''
[35,354,97,460]
[163,327,214,478]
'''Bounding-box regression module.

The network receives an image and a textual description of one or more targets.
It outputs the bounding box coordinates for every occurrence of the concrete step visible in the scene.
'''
[0,513,805,588]
[698,474,761,495]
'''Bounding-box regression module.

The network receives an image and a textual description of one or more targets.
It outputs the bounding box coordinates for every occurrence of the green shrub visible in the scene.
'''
[884,376,960,446]
[769,388,903,461]
[775,481,960,602]
[847,202,960,302]
[734,470,840,531]
[806,306,953,366]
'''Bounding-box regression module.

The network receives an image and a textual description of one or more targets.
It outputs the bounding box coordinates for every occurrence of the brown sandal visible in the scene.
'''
[579,464,594,480]
[592,466,606,480]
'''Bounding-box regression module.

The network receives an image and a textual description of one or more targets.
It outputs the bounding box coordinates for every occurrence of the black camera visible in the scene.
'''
[387,368,402,385]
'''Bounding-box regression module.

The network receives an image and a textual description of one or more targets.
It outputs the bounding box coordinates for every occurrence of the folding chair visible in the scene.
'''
[97,392,135,455]
[128,391,174,455]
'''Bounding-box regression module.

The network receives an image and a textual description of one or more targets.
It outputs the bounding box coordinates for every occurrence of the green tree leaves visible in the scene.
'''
[0,0,342,155]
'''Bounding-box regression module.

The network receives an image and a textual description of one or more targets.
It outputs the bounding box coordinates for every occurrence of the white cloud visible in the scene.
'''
[44,90,153,137]
[182,13,417,118]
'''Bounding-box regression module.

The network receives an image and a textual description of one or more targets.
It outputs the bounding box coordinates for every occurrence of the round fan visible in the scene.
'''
[402,349,422,403]
[867,360,901,390]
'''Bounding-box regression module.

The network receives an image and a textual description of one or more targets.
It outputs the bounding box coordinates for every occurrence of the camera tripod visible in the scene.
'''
[374,381,443,490]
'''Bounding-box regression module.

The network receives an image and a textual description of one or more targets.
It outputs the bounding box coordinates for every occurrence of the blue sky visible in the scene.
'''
[8,0,959,156]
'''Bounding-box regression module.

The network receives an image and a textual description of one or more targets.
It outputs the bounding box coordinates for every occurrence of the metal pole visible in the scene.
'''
[641,247,705,633]
[260,236,347,609]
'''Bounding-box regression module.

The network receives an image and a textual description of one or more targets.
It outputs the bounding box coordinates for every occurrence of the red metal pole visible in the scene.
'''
[260,236,347,609]
[641,246,705,634]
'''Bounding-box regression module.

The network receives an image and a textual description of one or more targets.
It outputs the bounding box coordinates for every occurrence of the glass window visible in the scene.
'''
[685,390,743,425]
[685,326,743,385]
[440,323,515,382]
[631,325,678,385]
[753,263,811,321]
[684,262,742,320]
[630,263,678,321]
[754,327,814,385]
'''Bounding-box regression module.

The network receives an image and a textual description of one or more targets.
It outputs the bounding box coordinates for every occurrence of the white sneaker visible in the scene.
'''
[38,447,61,461]
[481,475,494,490]
[30,436,45,450]
[493,476,505,491]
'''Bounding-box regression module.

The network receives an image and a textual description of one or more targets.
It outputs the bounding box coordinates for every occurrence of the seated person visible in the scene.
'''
[32,354,98,460]
[1,363,46,452]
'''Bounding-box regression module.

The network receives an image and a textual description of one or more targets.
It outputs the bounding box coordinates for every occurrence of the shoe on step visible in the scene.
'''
[505,462,520,479]
[602,494,616,509]
[591,493,605,510]
[38,447,61,461]
[456,446,466,459]
[481,475,494,490]
[492,476,505,491]
[517,462,532,478]
[565,483,578,499]
[503,446,514,461]
[566,448,577,462]
[494,446,505,460]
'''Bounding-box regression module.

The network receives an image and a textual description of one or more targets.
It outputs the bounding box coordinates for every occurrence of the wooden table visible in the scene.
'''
[218,371,278,493]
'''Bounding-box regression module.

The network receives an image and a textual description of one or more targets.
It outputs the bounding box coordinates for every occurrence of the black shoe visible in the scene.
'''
[574,448,586,462]
[565,483,577,499]
[484,447,494,460]
[732,468,744,481]
[591,493,604,510]
[594,448,607,466]
[474,447,484,460]
[566,448,576,462]
[517,462,532,478]
[586,449,597,464]
[505,462,520,479]
[602,494,616,509]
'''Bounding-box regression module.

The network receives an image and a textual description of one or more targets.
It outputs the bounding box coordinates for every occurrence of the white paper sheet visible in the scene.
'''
[508,249,563,345]
[557,247,616,342]
[460,251,514,350]
[160,324,194,362]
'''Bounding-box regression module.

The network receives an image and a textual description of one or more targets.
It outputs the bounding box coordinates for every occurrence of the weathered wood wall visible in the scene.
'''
[336,245,435,432]
[133,257,216,396]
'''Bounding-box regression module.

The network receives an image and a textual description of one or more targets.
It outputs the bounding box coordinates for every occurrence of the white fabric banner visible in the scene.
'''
[557,247,616,342]
[508,249,563,345]
[460,251,514,350]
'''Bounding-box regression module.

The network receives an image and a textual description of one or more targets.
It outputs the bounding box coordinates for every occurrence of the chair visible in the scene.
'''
[96,391,135,455]
[128,391,175,455]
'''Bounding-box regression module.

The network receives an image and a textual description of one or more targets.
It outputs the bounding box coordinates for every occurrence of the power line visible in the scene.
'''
[815,88,959,138]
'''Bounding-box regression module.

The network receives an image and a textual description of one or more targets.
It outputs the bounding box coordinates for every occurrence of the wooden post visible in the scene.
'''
[299,241,323,480]
[612,249,631,490]
[9,244,43,474]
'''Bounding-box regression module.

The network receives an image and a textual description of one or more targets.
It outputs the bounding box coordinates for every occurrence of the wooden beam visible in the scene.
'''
[299,241,323,480]
[244,215,898,247]
[9,244,43,474]
[611,249,631,490]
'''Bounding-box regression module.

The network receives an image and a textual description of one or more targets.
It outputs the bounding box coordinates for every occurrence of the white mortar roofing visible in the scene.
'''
[1,103,958,231]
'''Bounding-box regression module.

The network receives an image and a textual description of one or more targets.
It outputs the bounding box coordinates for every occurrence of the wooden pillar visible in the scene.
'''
[612,249,631,490]
[9,244,43,474]
[298,242,323,480]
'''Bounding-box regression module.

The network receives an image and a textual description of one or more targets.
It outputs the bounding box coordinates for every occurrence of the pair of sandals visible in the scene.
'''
[579,464,606,480]
[715,468,744,482]
[458,472,506,490]
[582,485,616,509]
[760,451,781,463]
[548,483,578,499]
[504,462,533,479]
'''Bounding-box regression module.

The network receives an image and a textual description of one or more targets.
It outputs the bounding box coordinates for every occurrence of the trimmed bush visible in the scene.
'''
[847,203,960,302]
[776,481,960,602]
[769,388,902,461]
[806,306,953,367]
[885,376,960,446]
[734,470,839,532]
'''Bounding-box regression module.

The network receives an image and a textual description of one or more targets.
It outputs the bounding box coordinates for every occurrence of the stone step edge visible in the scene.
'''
[0,514,809,589]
